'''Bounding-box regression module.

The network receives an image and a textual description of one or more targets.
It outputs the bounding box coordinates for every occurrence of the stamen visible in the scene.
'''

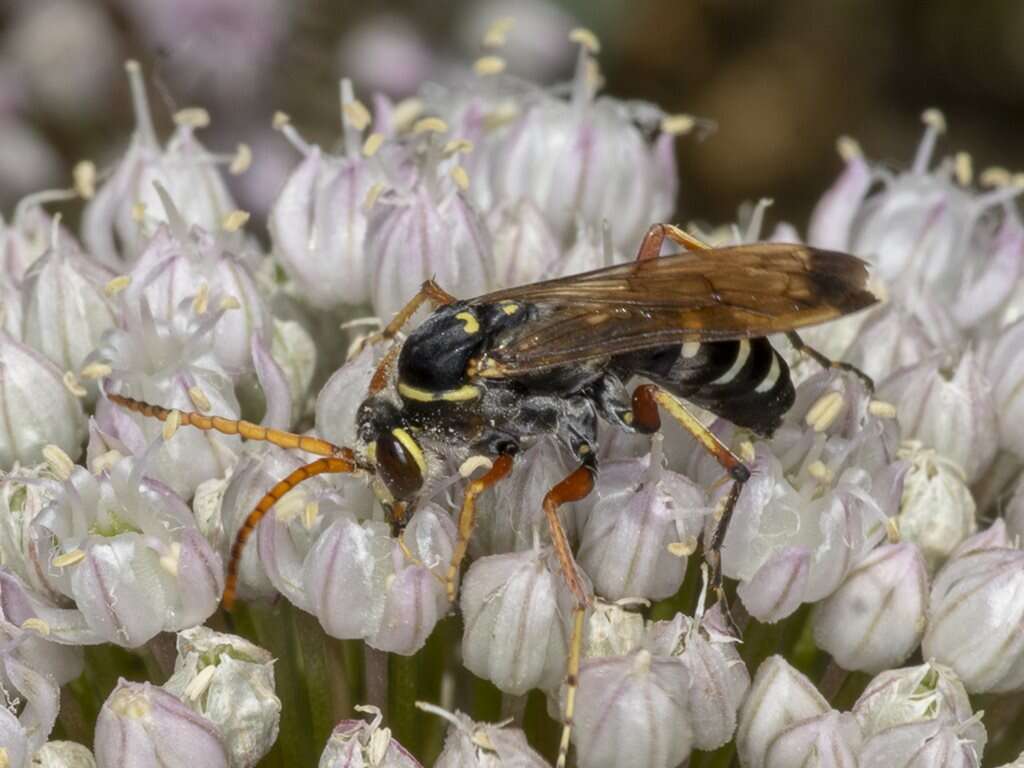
[42,444,75,480]
[188,386,211,412]
[443,138,474,157]
[836,135,862,162]
[954,151,973,186]
[362,132,385,157]
[483,17,515,47]
[413,117,448,135]
[219,296,241,311]
[913,108,946,174]
[474,56,506,76]
[191,283,210,315]
[980,166,1011,188]
[63,371,87,398]
[184,664,217,700]
[450,165,470,192]
[53,548,86,568]
[660,114,696,136]
[569,27,601,53]
[230,144,252,174]
[73,161,96,199]
[868,399,897,419]
[162,409,182,440]
[125,60,158,148]
[391,98,424,132]
[363,182,385,211]
[81,361,113,380]
[20,618,50,636]
[342,99,372,132]
[174,107,211,128]
[222,210,250,232]
[806,391,844,432]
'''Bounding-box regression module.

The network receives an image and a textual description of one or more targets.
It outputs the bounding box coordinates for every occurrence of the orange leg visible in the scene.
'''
[368,279,456,394]
[223,455,355,609]
[544,465,596,768]
[635,223,711,262]
[108,393,346,458]
[631,384,749,617]
[445,454,515,601]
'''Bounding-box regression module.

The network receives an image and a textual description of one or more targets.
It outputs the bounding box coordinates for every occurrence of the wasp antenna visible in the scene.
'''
[107,392,345,457]
[223,456,356,610]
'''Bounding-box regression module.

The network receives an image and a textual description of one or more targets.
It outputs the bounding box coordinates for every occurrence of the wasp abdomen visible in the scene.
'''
[615,338,794,436]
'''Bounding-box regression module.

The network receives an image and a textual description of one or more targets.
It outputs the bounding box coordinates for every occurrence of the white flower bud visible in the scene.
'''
[0,465,66,604]
[425,705,547,768]
[807,148,872,251]
[983,317,1024,458]
[486,200,561,288]
[21,238,116,380]
[577,444,705,601]
[646,610,749,751]
[923,544,1024,692]
[0,653,60,756]
[33,457,222,647]
[162,627,280,768]
[763,711,863,768]
[315,344,382,449]
[896,443,976,571]
[304,503,453,655]
[812,543,928,673]
[859,720,983,768]
[0,332,86,469]
[123,221,271,377]
[880,351,997,483]
[572,650,692,768]
[483,52,676,251]
[736,656,830,768]
[94,680,229,768]
[460,546,581,695]
[33,741,97,768]
[853,662,986,760]
[82,63,241,266]
[319,707,421,768]
[366,183,493,321]
[93,307,241,498]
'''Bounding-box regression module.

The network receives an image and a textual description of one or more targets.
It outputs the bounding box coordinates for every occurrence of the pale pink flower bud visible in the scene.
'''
[571,649,693,768]
[859,720,984,768]
[0,464,66,604]
[94,680,229,768]
[577,441,706,601]
[269,83,388,310]
[1,197,79,286]
[486,199,561,288]
[896,444,976,571]
[952,206,1024,329]
[33,457,222,647]
[123,216,271,377]
[484,46,677,252]
[21,234,116,380]
[853,662,987,758]
[0,707,29,768]
[646,609,750,750]
[424,704,548,768]
[735,656,830,768]
[319,707,421,768]
[0,332,87,469]
[540,222,621,280]
[460,546,581,695]
[366,183,494,321]
[305,503,453,655]
[0,652,60,756]
[923,545,1024,692]
[82,63,241,267]
[763,711,863,768]
[812,542,928,672]
[807,148,872,251]
[982,317,1024,458]
[880,350,997,483]
[162,627,280,768]
[93,306,241,498]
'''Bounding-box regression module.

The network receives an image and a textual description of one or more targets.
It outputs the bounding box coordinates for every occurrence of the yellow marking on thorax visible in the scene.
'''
[391,428,427,474]
[398,381,482,403]
[455,311,480,334]
[500,301,520,315]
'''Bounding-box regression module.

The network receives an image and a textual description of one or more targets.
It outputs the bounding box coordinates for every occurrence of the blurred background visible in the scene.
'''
[3,0,1024,231]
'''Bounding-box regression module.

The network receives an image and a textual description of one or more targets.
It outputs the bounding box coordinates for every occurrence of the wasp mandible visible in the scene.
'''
[110,223,876,768]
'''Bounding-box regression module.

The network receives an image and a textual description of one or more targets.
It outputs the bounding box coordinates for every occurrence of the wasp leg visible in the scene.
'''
[445,453,515,602]
[108,392,348,457]
[542,464,595,768]
[635,223,712,262]
[368,279,457,394]
[224,455,356,609]
[785,330,875,393]
[630,384,749,626]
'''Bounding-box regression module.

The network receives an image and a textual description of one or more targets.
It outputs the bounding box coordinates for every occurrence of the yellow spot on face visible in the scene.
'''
[500,302,519,315]
[392,428,427,474]
[455,311,480,334]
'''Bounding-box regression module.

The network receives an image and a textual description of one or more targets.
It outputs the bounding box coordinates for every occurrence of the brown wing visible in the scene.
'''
[469,243,877,375]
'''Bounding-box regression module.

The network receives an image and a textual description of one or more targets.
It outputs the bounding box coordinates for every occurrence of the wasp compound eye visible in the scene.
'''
[375,428,425,501]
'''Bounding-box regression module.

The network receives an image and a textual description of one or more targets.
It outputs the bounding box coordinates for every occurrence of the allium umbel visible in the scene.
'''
[8,19,1024,768]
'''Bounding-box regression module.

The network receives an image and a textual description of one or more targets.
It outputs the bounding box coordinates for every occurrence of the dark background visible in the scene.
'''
[3,0,1024,233]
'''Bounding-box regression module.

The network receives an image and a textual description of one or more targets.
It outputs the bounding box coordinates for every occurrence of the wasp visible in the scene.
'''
[110,223,876,767]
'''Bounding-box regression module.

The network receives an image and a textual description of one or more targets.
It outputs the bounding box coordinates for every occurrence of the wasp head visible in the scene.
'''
[355,396,426,505]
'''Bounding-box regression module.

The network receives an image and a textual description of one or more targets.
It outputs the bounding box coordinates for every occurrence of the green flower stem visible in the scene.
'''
[326,638,355,724]
[364,646,390,717]
[294,608,334,752]
[250,601,313,768]
[389,651,419,753]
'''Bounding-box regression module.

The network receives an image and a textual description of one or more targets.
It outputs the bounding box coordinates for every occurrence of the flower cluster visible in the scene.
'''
[1,17,1024,768]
